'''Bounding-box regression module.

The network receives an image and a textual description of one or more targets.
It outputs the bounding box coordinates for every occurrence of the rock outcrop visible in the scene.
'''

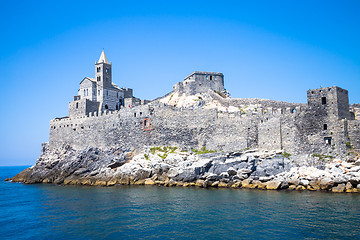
[7,144,360,193]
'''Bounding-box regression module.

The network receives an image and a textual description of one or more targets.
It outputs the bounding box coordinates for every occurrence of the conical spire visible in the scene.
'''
[98,50,108,64]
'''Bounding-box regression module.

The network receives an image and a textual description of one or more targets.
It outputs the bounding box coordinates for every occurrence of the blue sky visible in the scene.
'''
[0,0,359,166]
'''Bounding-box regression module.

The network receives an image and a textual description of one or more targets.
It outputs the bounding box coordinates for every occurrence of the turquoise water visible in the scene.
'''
[1,166,359,240]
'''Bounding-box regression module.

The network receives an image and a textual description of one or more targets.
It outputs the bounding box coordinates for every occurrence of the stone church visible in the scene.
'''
[69,50,139,117]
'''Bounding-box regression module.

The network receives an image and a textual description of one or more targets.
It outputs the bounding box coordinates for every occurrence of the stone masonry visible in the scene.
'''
[49,52,360,158]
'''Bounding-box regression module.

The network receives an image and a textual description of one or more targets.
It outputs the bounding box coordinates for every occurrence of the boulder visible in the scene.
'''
[231,181,242,188]
[265,181,281,190]
[345,182,353,192]
[279,181,289,189]
[319,178,334,190]
[332,184,346,193]
[308,180,320,191]
[195,179,207,188]
[220,172,230,178]
[218,182,228,188]
[296,185,306,191]
[227,167,237,176]
[205,173,220,181]
[211,181,219,187]
[144,179,155,185]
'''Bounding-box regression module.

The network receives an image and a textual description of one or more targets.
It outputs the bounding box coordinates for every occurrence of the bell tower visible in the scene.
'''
[95,50,112,100]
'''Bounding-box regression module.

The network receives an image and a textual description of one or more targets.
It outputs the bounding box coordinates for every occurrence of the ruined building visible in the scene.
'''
[49,51,360,157]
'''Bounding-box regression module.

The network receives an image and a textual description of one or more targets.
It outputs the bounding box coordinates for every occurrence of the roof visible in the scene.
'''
[98,50,108,64]
[112,83,121,90]
[79,77,95,84]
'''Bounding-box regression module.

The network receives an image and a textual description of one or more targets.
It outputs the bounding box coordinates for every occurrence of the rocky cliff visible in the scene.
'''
[8,143,360,193]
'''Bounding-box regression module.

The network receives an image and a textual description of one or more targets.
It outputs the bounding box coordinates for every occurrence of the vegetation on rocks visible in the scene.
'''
[7,144,360,193]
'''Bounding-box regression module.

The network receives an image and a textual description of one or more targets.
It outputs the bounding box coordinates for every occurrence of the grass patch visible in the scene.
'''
[311,153,335,162]
[192,146,217,155]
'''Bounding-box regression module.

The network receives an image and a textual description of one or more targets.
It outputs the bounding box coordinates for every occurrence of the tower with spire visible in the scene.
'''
[68,50,139,117]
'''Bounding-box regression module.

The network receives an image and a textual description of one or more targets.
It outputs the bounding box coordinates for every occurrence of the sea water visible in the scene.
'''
[1,166,359,240]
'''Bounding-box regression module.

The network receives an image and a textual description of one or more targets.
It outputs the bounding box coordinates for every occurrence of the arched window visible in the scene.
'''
[86,89,88,96]
[116,104,118,110]
[83,89,86,96]
[105,104,108,109]
[76,102,78,108]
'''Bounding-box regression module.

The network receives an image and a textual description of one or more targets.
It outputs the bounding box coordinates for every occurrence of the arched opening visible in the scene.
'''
[116,104,118,110]
[324,124,328,130]
[105,104,108,109]
[76,102,79,109]
[291,108,296,114]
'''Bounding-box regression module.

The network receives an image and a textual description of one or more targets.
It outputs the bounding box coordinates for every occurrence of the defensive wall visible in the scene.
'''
[49,98,359,157]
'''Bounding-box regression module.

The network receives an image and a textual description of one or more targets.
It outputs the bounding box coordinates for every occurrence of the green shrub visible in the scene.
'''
[282,152,291,159]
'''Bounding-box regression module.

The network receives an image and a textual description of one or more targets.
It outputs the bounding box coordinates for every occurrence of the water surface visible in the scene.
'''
[1,166,359,239]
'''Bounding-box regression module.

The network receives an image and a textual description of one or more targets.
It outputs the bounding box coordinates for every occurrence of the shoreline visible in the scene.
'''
[7,144,360,193]
[6,176,360,193]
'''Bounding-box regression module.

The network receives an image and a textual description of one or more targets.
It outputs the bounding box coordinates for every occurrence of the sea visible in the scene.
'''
[0,166,359,240]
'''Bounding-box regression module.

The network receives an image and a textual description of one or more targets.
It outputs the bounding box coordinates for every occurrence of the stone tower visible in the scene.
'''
[95,50,112,101]
[307,86,350,120]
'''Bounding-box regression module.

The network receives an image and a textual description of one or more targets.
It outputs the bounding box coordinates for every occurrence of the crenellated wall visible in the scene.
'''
[49,98,355,156]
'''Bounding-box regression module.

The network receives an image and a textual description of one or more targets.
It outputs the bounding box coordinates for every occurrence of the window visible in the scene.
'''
[116,105,118,110]
[106,68,109,73]
[76,102,78,109]
[322,97,327,105]
[105,104,108,109]
[83,89,86,96]
[97,67,101,72]
[324,124,328,130]
[214,76,217,80]
[143,118,151,131]
[210,76,213,80]
[98,90,100,95]
[206,75,208,80]
[86,89,88,96]
[97,76,101,81]
[324,137,332,145]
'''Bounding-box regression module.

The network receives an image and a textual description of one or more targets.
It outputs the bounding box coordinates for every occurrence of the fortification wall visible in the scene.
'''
[50,99,351,156]
[348,120,360,151]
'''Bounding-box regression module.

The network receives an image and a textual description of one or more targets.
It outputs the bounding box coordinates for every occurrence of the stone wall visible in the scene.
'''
[348,120,360,151]
[51,98,354,157]
[174,72,225,95]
